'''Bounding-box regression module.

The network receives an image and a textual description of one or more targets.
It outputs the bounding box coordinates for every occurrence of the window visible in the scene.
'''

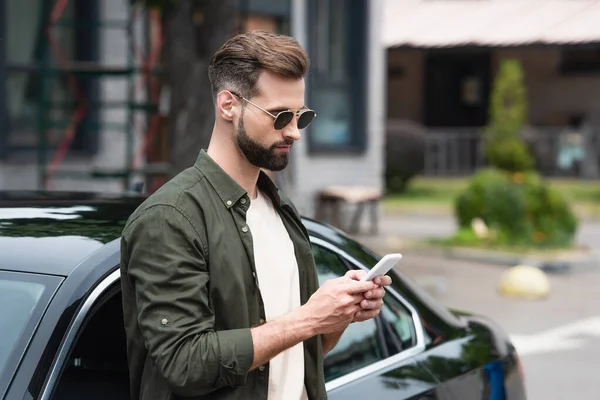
[5,0,73,151]
[50,283,129,400]
[312,244,384,381]
[312,241,420,383]
[560,48,600,75]
[0,271,60,397]
[239,0,291,36]
[379,293,417,353]
[306,0,368,153]
[1,0,100,156]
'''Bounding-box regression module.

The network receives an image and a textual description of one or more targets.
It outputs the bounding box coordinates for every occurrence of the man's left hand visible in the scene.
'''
[344,270,392,323]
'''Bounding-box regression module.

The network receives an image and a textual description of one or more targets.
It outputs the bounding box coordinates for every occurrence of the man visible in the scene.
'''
[120,30,391,400]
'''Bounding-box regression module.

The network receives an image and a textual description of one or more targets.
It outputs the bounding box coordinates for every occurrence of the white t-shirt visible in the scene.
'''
[245,190,308,400]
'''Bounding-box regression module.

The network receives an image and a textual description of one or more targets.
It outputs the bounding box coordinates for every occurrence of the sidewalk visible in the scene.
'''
[351,211,600,273]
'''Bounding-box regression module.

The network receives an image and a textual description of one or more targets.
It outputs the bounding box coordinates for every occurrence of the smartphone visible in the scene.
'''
[360,253,403,281]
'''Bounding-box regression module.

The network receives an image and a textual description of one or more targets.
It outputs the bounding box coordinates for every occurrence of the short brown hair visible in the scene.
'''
[208,30,310,101]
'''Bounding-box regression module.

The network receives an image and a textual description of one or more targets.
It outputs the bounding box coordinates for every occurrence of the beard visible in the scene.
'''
[235,113,293,172]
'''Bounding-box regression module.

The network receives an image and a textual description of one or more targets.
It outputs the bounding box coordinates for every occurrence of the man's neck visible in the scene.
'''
[206,137,261,200]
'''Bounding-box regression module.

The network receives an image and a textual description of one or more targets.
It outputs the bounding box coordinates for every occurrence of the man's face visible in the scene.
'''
[235,71,306,171]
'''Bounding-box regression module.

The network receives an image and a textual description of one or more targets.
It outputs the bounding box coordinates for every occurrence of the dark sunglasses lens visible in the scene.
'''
[298,111,316,129]
[274,112,294,130]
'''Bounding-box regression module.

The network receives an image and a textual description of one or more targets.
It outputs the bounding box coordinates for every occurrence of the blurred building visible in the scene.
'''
[384,0,600,178]
[0,0,385,219]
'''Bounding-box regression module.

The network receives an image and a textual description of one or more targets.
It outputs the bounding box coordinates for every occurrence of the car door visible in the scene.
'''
[33,242,443,400]
[34,269,129,400]
[310,239,439,400]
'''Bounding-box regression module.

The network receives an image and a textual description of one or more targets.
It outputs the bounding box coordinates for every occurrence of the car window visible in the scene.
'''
[0,271,60,397]
[49,277,130,400]
[312,244,385,382]
[379,292,418,353]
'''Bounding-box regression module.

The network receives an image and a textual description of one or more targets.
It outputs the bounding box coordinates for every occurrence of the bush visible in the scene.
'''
[450,59,578,249]
[484,138,534,173]
[483,58,534,173]
[454,168,578,248]
[385,120,426,193]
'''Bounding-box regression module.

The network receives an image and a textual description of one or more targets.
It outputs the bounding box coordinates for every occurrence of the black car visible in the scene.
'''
[0,191,526,400]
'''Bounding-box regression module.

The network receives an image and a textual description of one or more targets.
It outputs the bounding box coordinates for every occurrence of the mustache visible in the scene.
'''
[272,140,294,148]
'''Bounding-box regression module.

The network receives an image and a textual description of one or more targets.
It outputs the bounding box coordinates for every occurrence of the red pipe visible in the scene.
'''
[45,0,88,189]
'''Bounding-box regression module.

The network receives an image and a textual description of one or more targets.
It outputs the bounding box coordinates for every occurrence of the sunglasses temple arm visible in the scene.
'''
[245,98,278,119]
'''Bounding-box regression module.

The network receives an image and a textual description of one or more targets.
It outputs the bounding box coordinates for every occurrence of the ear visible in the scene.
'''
[216,91,237,123]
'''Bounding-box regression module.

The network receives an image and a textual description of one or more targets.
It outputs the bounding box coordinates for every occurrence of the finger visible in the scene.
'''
[354,308,381,321]
[345,269,367,281]
[345,294,366,305]
[360,299,383,310]
[342,280,376,294]
[354,293,366,304]
[364,287,386,300]
[373,275,392,286]
[347,303,364,318]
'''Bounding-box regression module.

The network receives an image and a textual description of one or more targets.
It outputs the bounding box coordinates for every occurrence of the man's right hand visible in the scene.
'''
[248,276,376,371]
[299,277,377,334]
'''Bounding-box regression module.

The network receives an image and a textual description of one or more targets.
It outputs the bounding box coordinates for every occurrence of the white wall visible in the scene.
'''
[289,0,386,218]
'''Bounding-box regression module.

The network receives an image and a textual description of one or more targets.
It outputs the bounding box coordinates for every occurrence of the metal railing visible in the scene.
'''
[423,128,484,176]
[386,120,600,178]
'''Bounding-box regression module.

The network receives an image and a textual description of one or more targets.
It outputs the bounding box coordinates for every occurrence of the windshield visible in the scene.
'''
[0,271,61,396]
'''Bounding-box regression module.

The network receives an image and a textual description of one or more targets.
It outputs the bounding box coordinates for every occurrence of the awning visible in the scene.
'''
[384,0,600,49]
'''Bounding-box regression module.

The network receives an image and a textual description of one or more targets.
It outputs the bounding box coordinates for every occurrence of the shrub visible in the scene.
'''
[485,138,534,173]
[451,59,578,249]
[454,168,578,248]
[385,120,426,193]
[483,59,534,173]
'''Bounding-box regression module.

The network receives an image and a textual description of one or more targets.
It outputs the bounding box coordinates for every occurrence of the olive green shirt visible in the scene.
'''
[120,150,326,400]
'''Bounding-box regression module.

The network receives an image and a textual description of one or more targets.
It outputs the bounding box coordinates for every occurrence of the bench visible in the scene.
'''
[315,186,382,234]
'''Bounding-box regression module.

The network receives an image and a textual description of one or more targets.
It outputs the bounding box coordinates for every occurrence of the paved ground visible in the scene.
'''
[351,212,600,399]
[373,212,600,252]
[392,253,600,400]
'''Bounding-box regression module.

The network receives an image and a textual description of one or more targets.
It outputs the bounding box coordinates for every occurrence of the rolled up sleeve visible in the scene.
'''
[122,205,254,397]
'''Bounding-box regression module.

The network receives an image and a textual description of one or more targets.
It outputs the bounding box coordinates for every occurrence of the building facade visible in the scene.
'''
[0,0,385,218]
[384,0,600,177]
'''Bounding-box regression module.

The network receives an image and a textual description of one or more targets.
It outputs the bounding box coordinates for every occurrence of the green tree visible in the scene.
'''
[483,59,533,173]
[453,59,579,248]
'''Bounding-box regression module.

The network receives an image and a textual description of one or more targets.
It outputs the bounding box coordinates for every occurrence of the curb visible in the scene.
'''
[356,235,599,274]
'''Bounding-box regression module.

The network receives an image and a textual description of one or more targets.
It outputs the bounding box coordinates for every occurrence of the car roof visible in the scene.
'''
[0,190,364,276]
[0,191,146,276]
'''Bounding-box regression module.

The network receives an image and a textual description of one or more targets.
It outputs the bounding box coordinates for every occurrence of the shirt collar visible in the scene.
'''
[194,150,286,209]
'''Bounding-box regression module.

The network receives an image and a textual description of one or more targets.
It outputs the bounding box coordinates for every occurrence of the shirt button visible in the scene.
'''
[259,318,265,325]
[161,318,168,325]
[242,226,249,233]
[258,365,265,372]
[226,200,232,206]
[241,198,247,204]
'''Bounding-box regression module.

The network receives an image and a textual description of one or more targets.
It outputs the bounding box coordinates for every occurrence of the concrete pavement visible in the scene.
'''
[350,211,600,399]
[373,212,600,252]
[352,212,600,272]
[393,253,600,400]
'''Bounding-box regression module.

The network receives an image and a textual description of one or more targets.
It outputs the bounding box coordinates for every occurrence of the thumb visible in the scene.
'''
[345,269,367,281]
[342,279,376,294]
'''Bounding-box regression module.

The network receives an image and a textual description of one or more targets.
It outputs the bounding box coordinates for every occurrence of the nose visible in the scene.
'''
[282,122,301,141]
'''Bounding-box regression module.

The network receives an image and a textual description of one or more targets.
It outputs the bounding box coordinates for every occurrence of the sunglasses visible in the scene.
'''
[230,91,317,130]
